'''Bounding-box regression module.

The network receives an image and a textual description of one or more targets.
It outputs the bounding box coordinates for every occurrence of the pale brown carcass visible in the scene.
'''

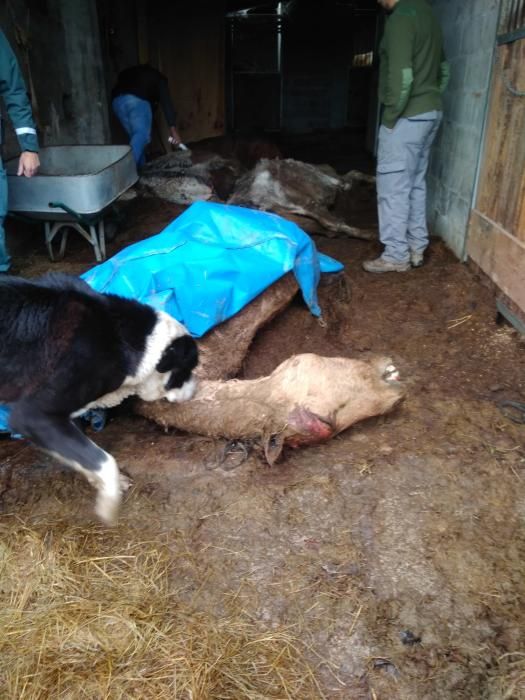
[136,353,404,465]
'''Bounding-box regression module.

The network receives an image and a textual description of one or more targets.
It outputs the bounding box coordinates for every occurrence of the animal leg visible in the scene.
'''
[9,404,122,524]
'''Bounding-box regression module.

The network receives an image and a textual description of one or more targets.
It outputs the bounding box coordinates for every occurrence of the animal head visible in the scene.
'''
[136,312,199,403]
[156,333,199,402]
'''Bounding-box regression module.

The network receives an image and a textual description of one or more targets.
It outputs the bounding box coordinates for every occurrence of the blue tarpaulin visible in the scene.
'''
[82,201,344,337]
[0,202,344,434]
[0,405,20,437]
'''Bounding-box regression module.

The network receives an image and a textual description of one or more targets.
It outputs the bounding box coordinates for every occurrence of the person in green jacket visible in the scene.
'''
[0,28,40,273]
[363,0,450,273]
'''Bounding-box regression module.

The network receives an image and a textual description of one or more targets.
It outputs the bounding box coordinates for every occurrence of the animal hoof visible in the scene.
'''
[119,472,133,492]
[95,492,121,526]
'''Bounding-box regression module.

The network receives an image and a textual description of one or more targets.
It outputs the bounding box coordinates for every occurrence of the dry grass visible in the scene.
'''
[488,653,525,700]
[0,514,323,700]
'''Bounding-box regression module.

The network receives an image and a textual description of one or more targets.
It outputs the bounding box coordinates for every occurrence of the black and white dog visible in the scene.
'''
[0,273,198,523]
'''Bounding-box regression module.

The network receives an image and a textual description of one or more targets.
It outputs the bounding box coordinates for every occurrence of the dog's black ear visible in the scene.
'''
[156,335,198,374]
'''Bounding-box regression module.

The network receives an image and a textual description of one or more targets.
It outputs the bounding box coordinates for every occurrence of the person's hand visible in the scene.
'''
[17,151,40,177]
[168,127,182,146]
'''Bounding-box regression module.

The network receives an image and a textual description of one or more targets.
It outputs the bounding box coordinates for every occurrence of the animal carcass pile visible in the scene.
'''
[135,274,404,463]
[130,144,395,457]
[139,147,377,240]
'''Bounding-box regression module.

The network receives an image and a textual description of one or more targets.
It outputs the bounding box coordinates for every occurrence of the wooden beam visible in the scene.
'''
[467,209,525,314]
[135,0,149,64]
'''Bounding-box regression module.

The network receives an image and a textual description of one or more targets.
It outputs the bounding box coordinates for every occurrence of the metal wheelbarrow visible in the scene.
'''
[6,145,138,261]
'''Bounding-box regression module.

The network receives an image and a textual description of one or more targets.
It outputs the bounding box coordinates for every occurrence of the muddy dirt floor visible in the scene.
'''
[1,181,525,699]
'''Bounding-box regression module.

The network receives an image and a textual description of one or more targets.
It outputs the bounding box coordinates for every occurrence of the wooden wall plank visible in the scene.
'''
[468,36,525,314]
[476,39,525,238]
[135,0,149,66]
[149,6,225,145]
[467,210,525,312]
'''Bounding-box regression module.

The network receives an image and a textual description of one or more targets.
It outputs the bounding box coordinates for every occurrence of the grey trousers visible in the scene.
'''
[376,111,442,263]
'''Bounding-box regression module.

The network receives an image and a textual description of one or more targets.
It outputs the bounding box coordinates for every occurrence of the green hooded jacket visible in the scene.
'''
[379,0,450,128]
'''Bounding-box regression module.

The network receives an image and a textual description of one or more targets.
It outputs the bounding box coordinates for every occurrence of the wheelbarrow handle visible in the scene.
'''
[48,201,100,226]
[49,200,81,219]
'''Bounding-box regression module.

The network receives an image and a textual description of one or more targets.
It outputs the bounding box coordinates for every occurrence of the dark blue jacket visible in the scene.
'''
[0,29,39,152]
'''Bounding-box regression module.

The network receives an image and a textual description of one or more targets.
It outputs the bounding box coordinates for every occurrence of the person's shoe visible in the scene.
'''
[362,256,411,273]
[410,250,424,268]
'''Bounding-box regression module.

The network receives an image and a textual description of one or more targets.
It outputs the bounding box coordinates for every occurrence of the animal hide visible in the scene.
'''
[228,158,377,240]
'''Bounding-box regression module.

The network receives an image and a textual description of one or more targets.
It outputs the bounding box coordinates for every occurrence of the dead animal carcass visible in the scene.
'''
[136,353,404,464]
[195,273,300,381]
[139,151,243,204]
[135,273,403,463]
[228,158,377,240]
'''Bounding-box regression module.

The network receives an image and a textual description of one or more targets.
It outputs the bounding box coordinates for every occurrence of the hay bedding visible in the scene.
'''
[0,514,323,699]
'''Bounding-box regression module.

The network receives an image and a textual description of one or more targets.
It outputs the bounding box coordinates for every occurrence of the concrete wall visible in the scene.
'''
[1,0,109,160]
[427,0,500,259]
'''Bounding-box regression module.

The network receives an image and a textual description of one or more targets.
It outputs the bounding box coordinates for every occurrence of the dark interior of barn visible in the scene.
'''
[98,0,381,173]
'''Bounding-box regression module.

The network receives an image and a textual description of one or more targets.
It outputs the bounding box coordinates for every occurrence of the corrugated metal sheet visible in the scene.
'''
[498,0,525,42]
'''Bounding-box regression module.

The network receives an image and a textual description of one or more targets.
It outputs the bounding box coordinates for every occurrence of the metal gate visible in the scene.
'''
[466,0,525,320]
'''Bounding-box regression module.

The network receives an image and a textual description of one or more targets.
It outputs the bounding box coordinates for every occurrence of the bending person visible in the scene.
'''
[111,64,182,167]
